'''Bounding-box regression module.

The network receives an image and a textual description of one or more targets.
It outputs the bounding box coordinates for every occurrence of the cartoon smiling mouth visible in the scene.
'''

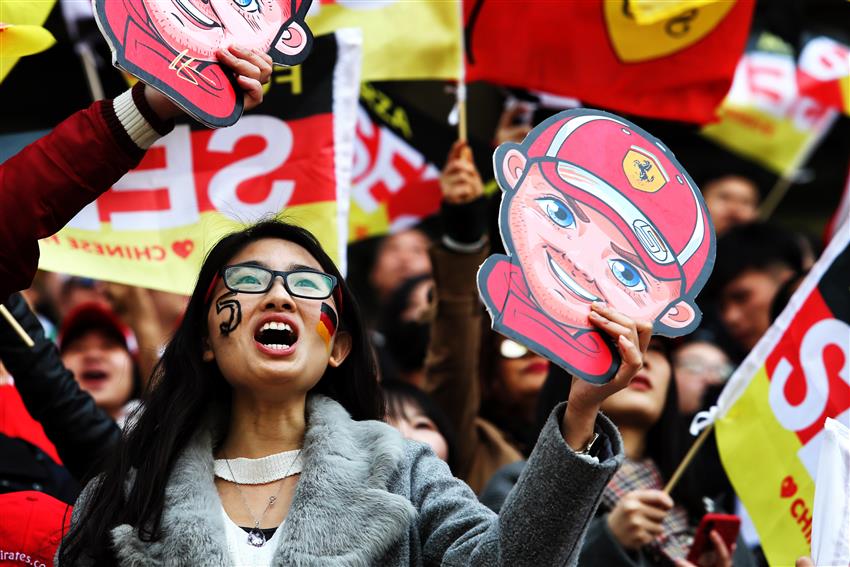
[546,251,600,303]
[171,0,221,30]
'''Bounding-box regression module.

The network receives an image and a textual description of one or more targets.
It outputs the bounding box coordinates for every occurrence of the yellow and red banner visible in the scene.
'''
[307,0,461,82]
[702,31,838,177]
[25,31,360,294]
[798,35,850,117]
[714,220,850,566]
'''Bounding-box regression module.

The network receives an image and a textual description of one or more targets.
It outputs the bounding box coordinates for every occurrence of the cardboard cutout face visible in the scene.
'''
[94,0,313,127]
[478,109,716,384]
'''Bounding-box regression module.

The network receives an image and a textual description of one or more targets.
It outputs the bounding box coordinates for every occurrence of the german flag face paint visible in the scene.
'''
[317,302,338,351]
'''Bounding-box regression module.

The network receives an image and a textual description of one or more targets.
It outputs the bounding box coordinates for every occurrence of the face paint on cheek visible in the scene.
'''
[215,291,242,336]
[317,303,338,351]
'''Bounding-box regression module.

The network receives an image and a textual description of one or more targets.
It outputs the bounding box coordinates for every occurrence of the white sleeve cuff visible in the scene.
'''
[113,88,161,150]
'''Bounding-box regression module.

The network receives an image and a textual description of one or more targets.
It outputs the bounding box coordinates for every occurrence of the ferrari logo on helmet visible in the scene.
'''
[623,147,668,193]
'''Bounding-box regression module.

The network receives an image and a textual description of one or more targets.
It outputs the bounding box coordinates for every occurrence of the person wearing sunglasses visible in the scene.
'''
[672,340,734,417]
[56,219,655,566]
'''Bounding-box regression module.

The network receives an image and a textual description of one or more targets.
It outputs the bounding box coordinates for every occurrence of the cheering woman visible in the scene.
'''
[58,220,651,566]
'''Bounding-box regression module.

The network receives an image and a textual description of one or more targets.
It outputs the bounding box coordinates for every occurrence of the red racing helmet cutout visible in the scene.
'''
[477,108,716,384]
[94,0,314,128]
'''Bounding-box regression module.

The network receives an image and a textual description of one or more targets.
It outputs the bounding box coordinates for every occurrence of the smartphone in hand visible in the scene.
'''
[686,513,740,563]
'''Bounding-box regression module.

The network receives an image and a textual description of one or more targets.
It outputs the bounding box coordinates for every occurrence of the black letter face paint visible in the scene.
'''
[216,291,242,336]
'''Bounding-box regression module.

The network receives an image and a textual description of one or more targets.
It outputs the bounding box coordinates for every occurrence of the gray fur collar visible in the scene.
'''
[111,395,416,566]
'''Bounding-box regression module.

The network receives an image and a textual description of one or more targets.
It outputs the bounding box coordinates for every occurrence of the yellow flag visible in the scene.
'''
[307,1,461,81]
[702,32,838,176]
[0,1,56,83]
[714,224,850,567]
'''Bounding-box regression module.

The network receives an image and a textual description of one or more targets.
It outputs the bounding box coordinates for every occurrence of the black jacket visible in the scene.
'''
[0,293,120,481]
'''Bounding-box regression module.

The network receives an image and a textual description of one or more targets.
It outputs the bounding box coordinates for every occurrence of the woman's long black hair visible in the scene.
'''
[60,220,383,565]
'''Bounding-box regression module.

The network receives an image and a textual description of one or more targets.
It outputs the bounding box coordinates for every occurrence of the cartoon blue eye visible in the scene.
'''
[536,197,576,229]
[233,0,259,12]
[608,259,647,291]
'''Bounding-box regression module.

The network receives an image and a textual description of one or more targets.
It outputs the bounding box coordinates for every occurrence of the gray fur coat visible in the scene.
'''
[60,395,623,566]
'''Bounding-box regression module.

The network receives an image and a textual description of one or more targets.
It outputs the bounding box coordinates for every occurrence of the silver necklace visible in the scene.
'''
[224,448,302,548]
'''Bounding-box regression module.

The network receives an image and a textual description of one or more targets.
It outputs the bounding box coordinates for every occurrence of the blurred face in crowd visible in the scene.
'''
[673,341,733,415]
[601,341,671,429]
[702,175,759,236]
[60,281,111,320]
[386,401,449,462]
[720,267,794,351]
[62,330,134,418]
[370,230,432,298]
[496,338,550,404]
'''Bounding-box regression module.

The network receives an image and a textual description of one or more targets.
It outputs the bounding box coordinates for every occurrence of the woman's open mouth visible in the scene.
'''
[254,319,299,356]
[546,252,599,303]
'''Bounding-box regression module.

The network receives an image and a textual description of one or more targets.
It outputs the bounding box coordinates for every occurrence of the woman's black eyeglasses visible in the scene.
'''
[219,264,338,300]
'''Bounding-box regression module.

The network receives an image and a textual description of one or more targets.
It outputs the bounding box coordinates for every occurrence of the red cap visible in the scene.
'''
[523,111,714,293]
[59,303,138,356]
[0,491,71,566]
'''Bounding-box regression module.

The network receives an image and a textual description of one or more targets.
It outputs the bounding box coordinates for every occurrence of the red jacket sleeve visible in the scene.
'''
[0,98,147,299]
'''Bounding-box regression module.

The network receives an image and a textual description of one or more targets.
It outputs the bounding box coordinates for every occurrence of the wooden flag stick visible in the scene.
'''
[458,94,468,142]
[456,0,467,142]
[664,423,714,494]
[0,305,34,348]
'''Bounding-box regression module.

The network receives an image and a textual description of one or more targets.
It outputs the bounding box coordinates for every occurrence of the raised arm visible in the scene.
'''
[0,293,120,480]
[406,402,623,566]
[411,307,654,565]
[423,141,521,492]
[0,47,273,301]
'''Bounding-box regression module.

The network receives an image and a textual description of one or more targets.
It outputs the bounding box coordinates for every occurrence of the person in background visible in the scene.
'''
[711,223,803,360]
[376,274,434,388]
[671,340,733,417]
[421,140,525,494]
[382,379,457,472]
[0,46,273,302]
[519,340,754,567]
[368,228,432,301]
[0,295,128,483]
[58,303,140,426]
[478,330,551,456]
[700,175,760,236]
[577,339,751,567]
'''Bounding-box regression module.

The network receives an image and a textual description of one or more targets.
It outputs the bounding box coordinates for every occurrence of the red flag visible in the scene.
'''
[464,0,755,124]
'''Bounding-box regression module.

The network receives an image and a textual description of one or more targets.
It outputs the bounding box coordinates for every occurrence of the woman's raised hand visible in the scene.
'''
[440,140,483,205]
[215,45,274,112]
[144,45,274,121]
[560,302,653,451]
